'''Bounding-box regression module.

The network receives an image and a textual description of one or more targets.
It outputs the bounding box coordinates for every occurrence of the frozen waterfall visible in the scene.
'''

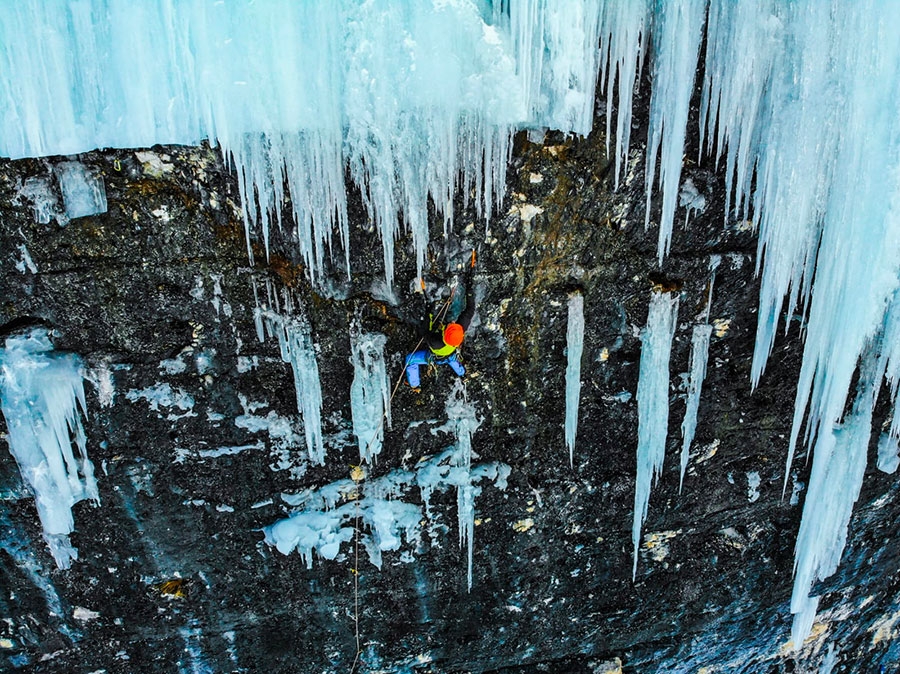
[2,0,900,646]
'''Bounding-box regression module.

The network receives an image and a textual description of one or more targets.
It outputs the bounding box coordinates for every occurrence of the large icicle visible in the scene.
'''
[632,290,679,579]
[679,257,719,492]
[564,292,585,467]
[0,328,99,569]
[349,331,391,464]
[679,325,712,493]
[643,0,706,263]
[790,348,880,646]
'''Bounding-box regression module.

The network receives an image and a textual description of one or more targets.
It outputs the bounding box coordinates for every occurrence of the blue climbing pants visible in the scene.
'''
[404,350,465,387]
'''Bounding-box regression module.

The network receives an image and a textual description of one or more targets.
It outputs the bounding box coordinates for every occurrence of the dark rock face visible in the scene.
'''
[0,121,898,673]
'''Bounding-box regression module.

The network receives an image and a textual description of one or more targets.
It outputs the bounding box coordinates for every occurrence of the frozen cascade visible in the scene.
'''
[0,1,614,289]
[0,328,99,569]
[564,292,584,467]
[255,289,325,465]
[632,290,679,579]
[643,0,706,264]
[349,331,392,464]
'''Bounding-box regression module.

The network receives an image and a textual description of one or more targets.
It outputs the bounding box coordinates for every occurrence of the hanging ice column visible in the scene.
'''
[679,256,719,492]
[349,331,391,464]
[0,328,99,569]
[632,289,679,579]
[564,292,585,467]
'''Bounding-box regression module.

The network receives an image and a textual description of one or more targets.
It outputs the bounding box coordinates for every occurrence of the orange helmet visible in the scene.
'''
[443,322,464,347]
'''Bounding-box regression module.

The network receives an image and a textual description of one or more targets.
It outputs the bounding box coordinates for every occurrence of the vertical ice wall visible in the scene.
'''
[564,292,584,467]
[0,329,98,569]
[632,290,679,578]
[349,332,392,464]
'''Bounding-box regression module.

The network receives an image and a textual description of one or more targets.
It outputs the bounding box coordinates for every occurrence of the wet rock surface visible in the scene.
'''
[0,122,898,673]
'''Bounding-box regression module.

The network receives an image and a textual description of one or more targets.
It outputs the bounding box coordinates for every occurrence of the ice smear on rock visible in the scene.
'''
[632,290,679,579]
[0,328,99,569]
[349,331,391,464]
[55,161,107,220]
[564,292,584,467]
[266,380,509,589]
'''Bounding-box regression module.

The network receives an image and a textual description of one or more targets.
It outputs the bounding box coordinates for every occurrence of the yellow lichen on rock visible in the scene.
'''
[512,518,534,533]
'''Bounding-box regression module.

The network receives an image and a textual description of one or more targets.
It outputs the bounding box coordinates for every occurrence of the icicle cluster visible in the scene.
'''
[0,0,614,290]
[254,281,325,465]
[0,328,99,569]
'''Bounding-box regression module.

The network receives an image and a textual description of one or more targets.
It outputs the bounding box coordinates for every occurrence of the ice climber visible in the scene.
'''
[404,271,475,392]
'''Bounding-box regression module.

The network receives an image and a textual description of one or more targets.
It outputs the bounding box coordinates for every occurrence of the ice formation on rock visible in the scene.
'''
[265,381,509,589]
[254,283,325,465]
[0,328,98,569]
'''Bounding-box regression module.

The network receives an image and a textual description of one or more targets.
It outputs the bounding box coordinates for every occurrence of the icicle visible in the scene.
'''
[349,331,391,464]
[632,289,679,579]
[679,325,712,493]
[643,0,706,264]
[679,257,719,492]
[0,328,99,569]
[564,292,584,467]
